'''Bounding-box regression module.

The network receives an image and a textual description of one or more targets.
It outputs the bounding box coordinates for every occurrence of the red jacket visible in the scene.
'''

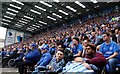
[85,52,107,68]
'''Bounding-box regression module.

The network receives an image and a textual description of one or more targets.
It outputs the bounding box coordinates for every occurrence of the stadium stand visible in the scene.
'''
[1,1,120,74]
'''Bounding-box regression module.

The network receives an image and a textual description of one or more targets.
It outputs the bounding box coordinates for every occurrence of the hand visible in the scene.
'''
[83,47,87,50]
[71,44,74,48]
[48,66,53,70]
[34,64,37,68]
[74,57,85,63]
[106,58,109,60]
[6,55,10,57]
[83,63,92,70]
[22,57,26,61]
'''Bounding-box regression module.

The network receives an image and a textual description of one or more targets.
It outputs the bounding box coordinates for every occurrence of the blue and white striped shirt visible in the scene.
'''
[63,61,93,72]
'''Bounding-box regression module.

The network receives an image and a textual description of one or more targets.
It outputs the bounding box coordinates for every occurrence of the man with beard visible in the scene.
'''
[83,44,107,71]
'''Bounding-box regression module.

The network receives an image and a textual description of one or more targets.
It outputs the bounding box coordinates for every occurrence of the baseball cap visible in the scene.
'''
[30,44,36,47]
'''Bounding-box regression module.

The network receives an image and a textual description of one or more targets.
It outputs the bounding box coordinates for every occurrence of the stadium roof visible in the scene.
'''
[1,0,119,34]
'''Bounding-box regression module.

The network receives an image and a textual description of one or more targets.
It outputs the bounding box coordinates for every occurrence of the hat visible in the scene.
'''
[41,44,49,50]
[30,44,36,47]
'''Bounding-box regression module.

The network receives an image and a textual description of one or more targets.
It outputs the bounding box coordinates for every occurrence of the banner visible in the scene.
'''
[5,29,16,46]
[4,29,24,46]
[15,31,24,43]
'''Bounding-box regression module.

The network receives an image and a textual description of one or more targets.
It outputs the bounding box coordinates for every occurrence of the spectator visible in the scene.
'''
[32,50,65,74]
[12,48,24,67]
[82,39,91,57]
[18,44,40,74]
[83,44,107,70]
[70,37,83,56]
[32,44,52,73]
[1,48,6,58]
[49,43,56,56]
[2,47,18,68]
[56,44,73,64]
[46,50,65,72]
[95,30,103,46]
[100,32,120,73]
[63,56,93,72]
[90,32,97,44]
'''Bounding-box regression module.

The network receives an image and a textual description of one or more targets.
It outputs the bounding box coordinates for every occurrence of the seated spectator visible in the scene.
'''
[63,56,93,72]
[18,44,40,74]
[15,44,31,67]
[99,32,120,73]
[46,50,65,72]
[83,44,107,70]
[49,43,56,56]
[1,48,6,58]
[13,44,31,67]
[32,50,65,74]
[82,39,91,57]
[70,37,83,56]
[12,48,25,67]
[95,30,103,46]
[56,44,73,64]
[90,31,97,44]
[2,47,18,68]
[32,44,52,73]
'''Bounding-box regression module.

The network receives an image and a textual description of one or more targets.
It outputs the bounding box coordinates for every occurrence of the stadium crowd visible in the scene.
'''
[1,7,120,74]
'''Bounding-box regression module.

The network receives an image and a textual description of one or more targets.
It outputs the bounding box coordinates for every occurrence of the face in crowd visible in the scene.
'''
[82,40,89,46]
[57,45,63,50]
[30,46,34,50]
[72,39,79,46]
[102,33,110,42]
[85,46,93,55]
[56,50,64,61]
[85,44,96,55]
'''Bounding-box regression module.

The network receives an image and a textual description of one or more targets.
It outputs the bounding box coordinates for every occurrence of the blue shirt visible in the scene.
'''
[100,41,120,59]
[37,52,52,67]
[72,44,83,55]
[49,47,56,55]
[25,49,40,63]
